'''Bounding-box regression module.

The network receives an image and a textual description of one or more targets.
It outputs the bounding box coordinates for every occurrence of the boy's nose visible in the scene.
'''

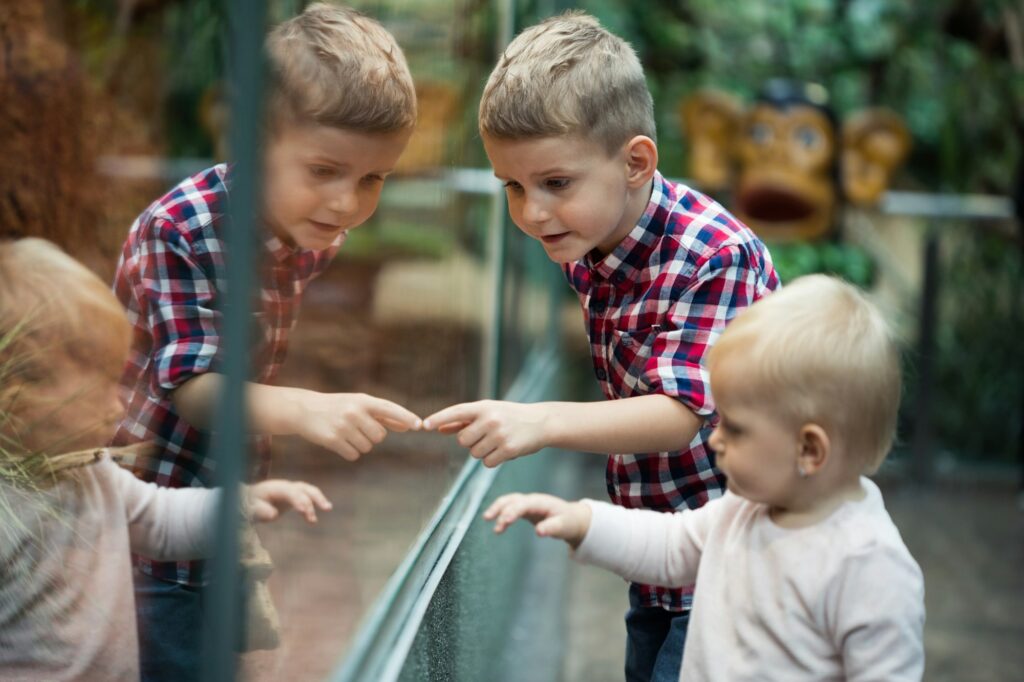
[521,197,549,225]
[708,425,723,453]
[328,187,359,215]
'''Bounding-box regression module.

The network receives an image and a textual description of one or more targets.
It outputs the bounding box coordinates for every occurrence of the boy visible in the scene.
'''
[110,4,420,678]
[0,238,333,681]
[424,12,779,681]
[484,275,926,681]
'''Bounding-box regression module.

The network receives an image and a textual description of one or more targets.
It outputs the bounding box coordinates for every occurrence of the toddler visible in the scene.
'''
[0,238,332,681]
[486,275,925,681]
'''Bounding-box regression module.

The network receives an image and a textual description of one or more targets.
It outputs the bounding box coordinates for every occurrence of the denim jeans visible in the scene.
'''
[134,570,205,682]
[624,584,690,682]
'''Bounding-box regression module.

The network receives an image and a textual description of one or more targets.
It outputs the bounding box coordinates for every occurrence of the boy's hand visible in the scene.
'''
[247,479,333,523]
[293,391,421,461]
[483,493,592,548]
[422,400,548,467]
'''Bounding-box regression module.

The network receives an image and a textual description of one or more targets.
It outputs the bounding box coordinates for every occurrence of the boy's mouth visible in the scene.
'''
[540,232,569,245]
[309,219,340,234]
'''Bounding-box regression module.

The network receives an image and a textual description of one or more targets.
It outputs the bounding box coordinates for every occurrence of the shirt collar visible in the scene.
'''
[262,228,346,265]
[585,171,669,291]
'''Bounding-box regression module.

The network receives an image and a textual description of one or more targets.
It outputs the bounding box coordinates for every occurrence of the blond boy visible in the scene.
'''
[486,274,926,681]
[424,12,779,679]
[0,238,332,680]
[110,4,420,678]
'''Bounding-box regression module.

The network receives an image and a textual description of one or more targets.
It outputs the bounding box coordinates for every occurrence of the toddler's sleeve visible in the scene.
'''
[574,497,724,587]
[112,461,220,560]
[642,243,768,417]
[137,217,223,395]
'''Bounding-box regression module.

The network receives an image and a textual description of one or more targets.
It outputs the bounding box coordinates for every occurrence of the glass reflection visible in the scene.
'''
[1,0,522,679]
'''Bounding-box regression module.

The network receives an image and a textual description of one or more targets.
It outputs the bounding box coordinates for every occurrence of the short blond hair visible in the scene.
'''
[0,239,129,445]
[266,3,416,133]
[709,275,901,473]
[479,11,655,154]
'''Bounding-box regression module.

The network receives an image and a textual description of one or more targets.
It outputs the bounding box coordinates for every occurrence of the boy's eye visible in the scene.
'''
[361,174,385,185]
[720,420,743,436]
[545,177,570,190]
[503,180,524,193]
[309,166,335,178]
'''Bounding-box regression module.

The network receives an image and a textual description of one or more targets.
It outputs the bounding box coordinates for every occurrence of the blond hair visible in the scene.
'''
[479,11,655,154]
[709,275,901,473]
[266,3,416,133]
[0,239,129,450]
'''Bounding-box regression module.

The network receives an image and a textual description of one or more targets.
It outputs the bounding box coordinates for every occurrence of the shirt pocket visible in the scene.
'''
[608,326,660,396]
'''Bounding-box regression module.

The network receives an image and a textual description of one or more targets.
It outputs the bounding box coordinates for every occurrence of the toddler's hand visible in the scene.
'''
[295,391,421,461]
[483,492,592,549]
[247,479,333,523]
[422,400,547,467]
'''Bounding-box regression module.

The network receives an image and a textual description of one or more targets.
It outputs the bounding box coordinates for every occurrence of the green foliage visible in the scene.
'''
[928,230,1023,462]
[768,241,876,289]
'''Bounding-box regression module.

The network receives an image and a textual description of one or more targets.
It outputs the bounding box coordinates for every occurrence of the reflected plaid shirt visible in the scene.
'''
[564,171,780,611]
[111,164,342,585]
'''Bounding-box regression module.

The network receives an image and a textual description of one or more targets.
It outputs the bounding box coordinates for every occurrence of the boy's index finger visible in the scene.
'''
[369,399,422,430]
[422,402,480,431]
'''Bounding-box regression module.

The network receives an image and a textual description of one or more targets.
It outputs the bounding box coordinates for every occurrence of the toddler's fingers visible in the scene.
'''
[264,483,311,516]
[483,494,516,520]
[300,482,333,511]
[535,516,565,539]
[250,498,279,523]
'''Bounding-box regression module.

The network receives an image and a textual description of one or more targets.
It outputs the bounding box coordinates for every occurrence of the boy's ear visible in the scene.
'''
[797,423,830,476]
[624,135,658,188]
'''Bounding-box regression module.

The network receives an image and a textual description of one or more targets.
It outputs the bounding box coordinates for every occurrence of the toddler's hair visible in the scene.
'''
[0,239,129,444]
[266,2,416,133]
[479,11,655,154]
[710,275,901,473]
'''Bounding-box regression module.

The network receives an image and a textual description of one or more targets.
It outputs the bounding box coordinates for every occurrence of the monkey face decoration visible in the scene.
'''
[681,81,910,241]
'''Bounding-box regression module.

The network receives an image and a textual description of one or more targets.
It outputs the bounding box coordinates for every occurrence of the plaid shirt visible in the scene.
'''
[564,171,780,611]
[111,164,342,585]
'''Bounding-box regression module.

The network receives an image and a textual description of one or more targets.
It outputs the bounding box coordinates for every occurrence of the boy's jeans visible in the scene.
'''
[624,584,690,682]
[134,569,205,682]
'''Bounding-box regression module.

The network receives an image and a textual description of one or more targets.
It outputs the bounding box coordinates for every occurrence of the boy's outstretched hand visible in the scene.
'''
[247,479,333,524]
[422,400,547,467]
[292,391,422,461]
[483,493,592,549]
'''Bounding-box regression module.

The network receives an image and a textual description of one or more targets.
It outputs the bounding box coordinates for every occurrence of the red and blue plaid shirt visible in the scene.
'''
[564,171,780,611]
[111,163,342,585]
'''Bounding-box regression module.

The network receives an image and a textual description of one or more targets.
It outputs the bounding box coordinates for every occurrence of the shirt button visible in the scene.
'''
[596,367,608,381]
[592,299,606,312]
[612,271,626,284]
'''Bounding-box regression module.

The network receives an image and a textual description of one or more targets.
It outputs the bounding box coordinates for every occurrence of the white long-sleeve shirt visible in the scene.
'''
[0,456,218,681]
[576,477,925,681]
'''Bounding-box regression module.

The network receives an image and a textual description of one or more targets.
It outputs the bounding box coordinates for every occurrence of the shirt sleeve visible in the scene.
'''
[642,242,767,417]
[136,217,222,394]
[111,461,220,561]
[827,542,926,681]
[574,497,724,588]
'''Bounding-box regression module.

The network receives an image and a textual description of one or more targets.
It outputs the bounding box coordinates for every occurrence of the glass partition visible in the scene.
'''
[0,1,553,680]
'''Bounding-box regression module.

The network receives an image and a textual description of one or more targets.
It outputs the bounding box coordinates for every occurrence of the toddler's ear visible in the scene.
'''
[624,135,658,188]
[797,423,830,475]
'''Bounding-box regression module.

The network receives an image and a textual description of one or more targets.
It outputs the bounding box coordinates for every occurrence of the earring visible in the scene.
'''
[797,464,809,478]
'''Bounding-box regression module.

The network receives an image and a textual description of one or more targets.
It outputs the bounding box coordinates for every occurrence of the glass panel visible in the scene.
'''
[0,1,526,679]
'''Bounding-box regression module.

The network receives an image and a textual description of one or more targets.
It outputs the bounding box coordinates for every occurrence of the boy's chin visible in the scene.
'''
[293,228,345,251]
[540,243,588,264]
